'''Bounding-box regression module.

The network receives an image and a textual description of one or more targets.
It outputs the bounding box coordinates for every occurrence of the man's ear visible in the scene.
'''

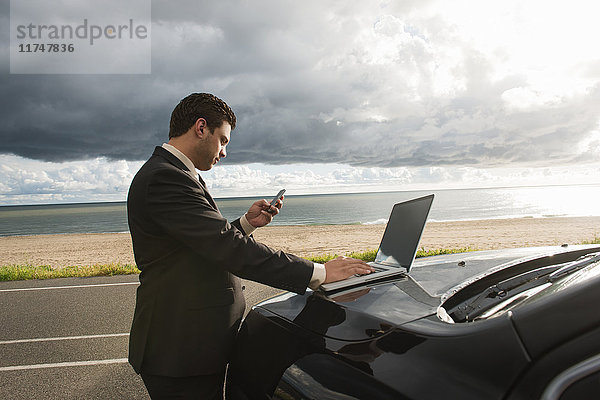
[194,118,207,138]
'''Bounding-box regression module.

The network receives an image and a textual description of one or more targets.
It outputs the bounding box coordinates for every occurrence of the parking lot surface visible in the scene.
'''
[0,275,281,399]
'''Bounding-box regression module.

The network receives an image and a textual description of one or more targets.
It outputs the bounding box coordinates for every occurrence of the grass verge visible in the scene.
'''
[0,248,470,282]
[0,263,140,282]
[306,247,474,264]
[2,237,599,282]
[581,236,600,245]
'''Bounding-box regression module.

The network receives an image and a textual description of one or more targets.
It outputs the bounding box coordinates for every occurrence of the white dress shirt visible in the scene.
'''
[161,143,326,289]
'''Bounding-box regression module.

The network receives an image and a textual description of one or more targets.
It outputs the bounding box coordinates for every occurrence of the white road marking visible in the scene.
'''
[0,281,139,293]
[0,333,129,345]
[0,358,129,372]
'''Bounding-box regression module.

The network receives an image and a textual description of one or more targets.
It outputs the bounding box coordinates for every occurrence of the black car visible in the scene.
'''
[228,244,600,400]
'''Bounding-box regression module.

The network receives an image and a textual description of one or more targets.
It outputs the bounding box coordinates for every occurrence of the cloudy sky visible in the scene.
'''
[1,0,599,205]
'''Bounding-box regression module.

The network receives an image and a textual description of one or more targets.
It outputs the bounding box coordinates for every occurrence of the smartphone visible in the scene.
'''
[268,189,286,213]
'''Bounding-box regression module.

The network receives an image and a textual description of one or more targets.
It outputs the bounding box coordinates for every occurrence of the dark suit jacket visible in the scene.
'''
[127,146,314,377]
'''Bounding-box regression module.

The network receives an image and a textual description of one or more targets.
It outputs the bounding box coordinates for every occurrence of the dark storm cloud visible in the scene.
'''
[1,1,599,167]
[0,73,175,161]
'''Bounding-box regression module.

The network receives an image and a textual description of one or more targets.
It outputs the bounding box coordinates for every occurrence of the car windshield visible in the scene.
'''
[441,252,600,323]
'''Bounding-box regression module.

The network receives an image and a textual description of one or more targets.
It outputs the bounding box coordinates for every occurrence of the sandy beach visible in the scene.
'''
[1,217,599,268]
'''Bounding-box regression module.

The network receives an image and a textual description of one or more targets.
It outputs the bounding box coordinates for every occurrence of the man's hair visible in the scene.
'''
[169,93,236,138]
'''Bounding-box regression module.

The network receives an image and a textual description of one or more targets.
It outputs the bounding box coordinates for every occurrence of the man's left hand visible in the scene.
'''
[245,197,283,228]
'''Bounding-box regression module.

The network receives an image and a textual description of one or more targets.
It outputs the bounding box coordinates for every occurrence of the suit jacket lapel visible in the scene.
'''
[152,146,220,211]
[198,176,219,210]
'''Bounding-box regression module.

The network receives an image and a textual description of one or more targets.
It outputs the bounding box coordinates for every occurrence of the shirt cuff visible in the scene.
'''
[308,262,326,290]
[239,214,257,236]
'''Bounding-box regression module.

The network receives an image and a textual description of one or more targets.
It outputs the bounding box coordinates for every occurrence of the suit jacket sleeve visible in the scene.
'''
[142,165,313,294]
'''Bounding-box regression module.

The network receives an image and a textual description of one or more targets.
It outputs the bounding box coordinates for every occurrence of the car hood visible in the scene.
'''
[254,244,600,341]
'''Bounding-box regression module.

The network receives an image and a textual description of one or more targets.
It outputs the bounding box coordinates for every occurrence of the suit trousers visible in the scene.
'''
[141,370,226,400]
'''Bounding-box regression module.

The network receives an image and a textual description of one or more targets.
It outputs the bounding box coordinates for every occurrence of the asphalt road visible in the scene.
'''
[0,275,282,399]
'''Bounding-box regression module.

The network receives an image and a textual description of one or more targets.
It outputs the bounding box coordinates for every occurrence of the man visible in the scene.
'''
[127,93,373,399]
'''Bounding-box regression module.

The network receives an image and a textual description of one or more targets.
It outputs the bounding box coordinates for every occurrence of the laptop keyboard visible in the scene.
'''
[355,263,387,276]
[367,262,387,273]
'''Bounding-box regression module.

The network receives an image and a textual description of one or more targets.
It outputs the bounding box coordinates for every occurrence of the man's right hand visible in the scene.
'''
[323,256,374,283]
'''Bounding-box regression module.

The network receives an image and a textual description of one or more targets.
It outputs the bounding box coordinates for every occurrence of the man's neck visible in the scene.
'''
[167,137,196,165]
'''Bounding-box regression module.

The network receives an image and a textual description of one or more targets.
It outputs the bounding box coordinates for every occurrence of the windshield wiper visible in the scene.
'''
[451,265,558,321]
[451,252,600,321]
[549,252,600,281]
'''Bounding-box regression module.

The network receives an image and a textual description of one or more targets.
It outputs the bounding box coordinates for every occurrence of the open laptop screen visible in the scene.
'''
[374,194,434,272]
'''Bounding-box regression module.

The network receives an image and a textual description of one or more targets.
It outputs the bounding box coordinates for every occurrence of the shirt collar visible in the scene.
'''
[161,143,200,182]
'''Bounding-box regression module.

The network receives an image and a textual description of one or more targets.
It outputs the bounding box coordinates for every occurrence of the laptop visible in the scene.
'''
[320,194,434,292]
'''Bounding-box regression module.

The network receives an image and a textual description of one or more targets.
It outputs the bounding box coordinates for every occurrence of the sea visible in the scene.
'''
[1,184,599,237]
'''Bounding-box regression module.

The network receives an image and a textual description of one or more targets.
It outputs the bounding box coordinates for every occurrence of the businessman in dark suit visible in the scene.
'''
[127,93,373,399]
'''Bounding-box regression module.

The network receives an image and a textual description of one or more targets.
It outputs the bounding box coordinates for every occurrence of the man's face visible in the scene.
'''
[195,122,231,171]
